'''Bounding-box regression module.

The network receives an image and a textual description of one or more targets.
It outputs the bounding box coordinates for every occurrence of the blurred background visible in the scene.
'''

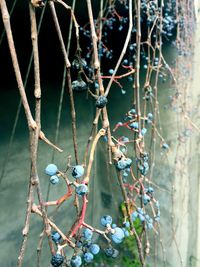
[0,1,200,266]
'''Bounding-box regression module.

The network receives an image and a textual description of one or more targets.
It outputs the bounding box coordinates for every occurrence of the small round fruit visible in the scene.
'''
[116,159,127,170]
[90,244,100,255]
[83,252,94,263]
[111,248,119,258]
[50,175,59,185]
[51,231,61,243]
[51,254,64,267]
[72,165,84,179]
[100,215,112,226]
[95,95,108,108]
[104,247,114,257]
[45,164,58,176]
[70,255,82,267]
[75,184,88,196]
[83,228,93,240]
[111,227,125,244]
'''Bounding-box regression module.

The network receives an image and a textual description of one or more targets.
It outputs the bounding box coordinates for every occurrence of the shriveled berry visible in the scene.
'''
[72,58,87,70]
[45,164,58,176]
[95,95,108,108]
[104,247,114,257]
[111,248,119,258]
[72,165,84,179]
[51,254,64,267]
[72,79,87,92]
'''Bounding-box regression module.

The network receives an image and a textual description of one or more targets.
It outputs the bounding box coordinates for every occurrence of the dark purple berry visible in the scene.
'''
[51,254,64,267]
[95,96,108,108]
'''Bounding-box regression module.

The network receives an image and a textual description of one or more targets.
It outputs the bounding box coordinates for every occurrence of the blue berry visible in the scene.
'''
[76,184,88,196]
[109,69,114,75]
[112,223,117,229]
[95,95,108,108]
[124,230,130,237]
[104,247,114,257]
[121,136,129,142]
[72,165,84,179]
[111,227,125,244]
[147,223,153,229]
[111,248,119,258]
[90,244,100,255]
[162,143,169,149]
[51,231,61,243]
[129,121,139,129]
[123,59,128,65]
[72,79,87,92]
[70,255,82,267]
[94,82,99,89]
[45,164,58,176]
[141,128,147,136]
[143,194,151,205]
[76,240,83,248]
[50,175,59,185]
[104,247,119,258]
[125,158,132,167]
[122,171,128,177]
[83,228,93,240]
[147,113,153,120]
[131,211,138,221]
[147,187,154,193]
[116,159,127,170]
[51,254,64,267]
[83,252,94,263]
[100,215,112,226]
[138,214,145,222]
[124,221,130,228]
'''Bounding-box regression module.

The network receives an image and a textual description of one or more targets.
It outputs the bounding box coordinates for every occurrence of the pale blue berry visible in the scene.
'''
[129,121,139,129]
[45,164,58,176]
[100,215,112,226]
[72,165,84,178]
[76,184,88,196]
[109,69,114,75]
[141,128,147,136]
[111,227,125,244]
[112,223,117,229]
[84,252,94,263]
[131,211,138,221]
[124,230,130,237]
[83,228,93,240]
[116,159,127,170]
[90,244,100,255]
[70,255,82,267]
[51,231,61,243]
[50,175,59,185]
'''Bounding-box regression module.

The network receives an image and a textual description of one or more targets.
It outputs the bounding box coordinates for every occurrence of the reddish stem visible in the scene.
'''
[70,195,88,237]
